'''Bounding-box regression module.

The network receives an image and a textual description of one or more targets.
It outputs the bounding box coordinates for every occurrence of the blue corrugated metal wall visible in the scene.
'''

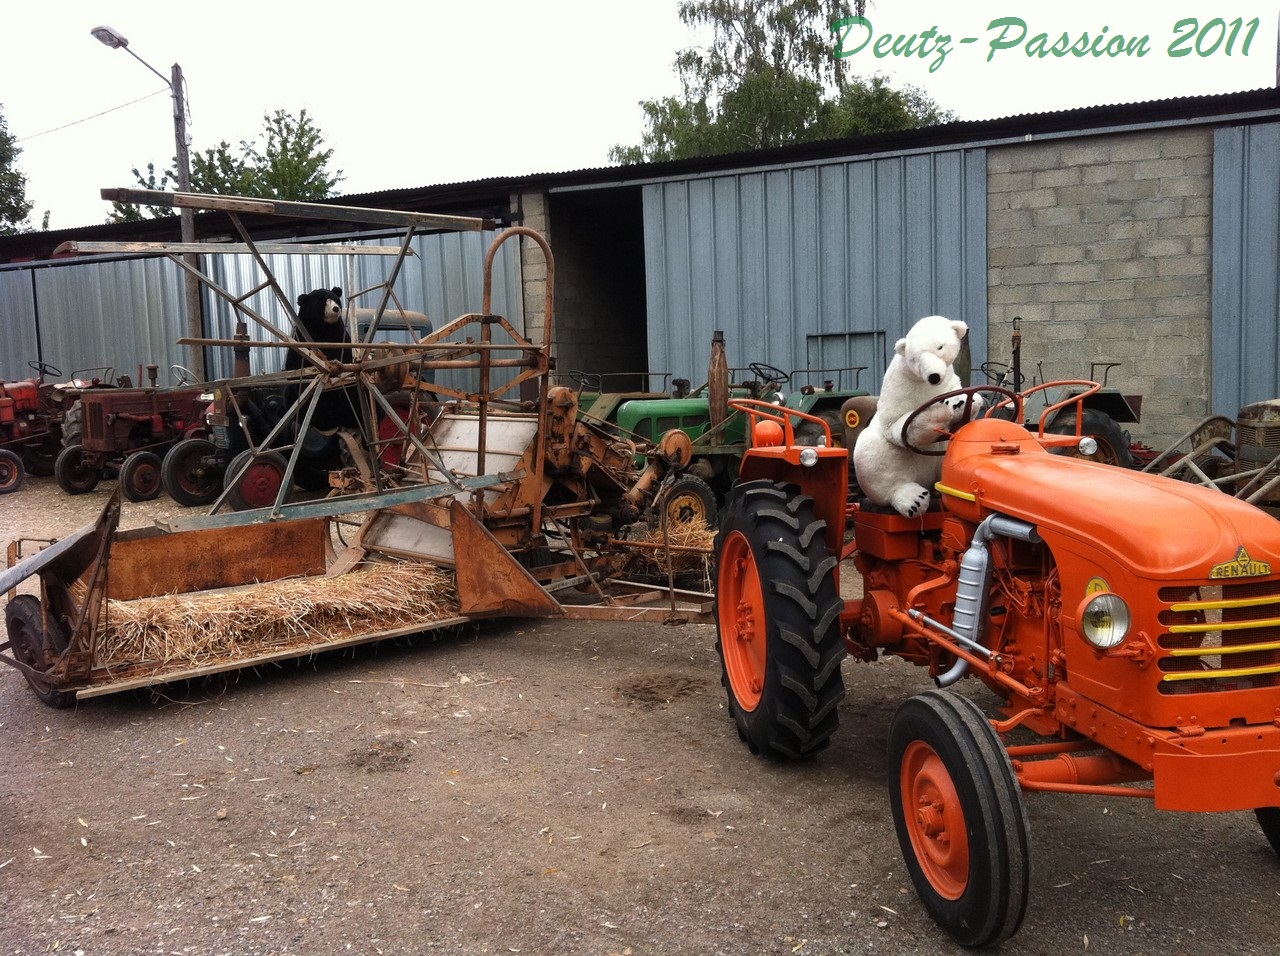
[642,148,988,391]
[0,230,522,394]
[1212,123,1280,414]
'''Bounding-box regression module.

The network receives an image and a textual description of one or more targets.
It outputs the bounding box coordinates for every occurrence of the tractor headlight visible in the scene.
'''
[799,447,819,467]
[1078,592,1130,649]
[1078,435,1099,456]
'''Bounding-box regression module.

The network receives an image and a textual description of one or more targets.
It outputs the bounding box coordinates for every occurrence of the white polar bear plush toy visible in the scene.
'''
[853,315,974,518]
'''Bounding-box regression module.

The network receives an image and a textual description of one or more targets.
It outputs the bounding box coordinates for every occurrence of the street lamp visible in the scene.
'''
[91,24,205,381]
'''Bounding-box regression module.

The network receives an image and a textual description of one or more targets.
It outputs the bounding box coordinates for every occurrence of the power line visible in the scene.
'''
[15,89,167,143]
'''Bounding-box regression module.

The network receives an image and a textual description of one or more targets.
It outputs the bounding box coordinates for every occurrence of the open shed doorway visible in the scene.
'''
[546,187,652,392]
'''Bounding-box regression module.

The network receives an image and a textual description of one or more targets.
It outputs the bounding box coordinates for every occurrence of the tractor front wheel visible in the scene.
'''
[120,451,163,502]
[713,479,845,759]
[0,448,24,493]
[5,595,74,708]
[54,445,101,495]
[887,690,1031,948]
[651,475,718,532]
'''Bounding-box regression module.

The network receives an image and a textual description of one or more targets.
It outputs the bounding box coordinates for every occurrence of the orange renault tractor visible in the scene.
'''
[712,383,1280,948]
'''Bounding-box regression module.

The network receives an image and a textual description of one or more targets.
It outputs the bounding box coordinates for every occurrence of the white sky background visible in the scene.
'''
[4,1,1279,230]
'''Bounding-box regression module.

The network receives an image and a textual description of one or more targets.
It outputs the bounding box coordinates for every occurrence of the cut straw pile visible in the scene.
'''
[97,561,458,671]
[631,523,716,576]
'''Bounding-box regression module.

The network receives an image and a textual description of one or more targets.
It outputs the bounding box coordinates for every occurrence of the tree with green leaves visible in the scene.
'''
[111,108,344,221]
[610,0,953,164]
[0,103,34,234]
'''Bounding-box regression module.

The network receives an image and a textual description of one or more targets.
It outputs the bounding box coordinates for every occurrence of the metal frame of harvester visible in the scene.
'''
[2,191,711,707]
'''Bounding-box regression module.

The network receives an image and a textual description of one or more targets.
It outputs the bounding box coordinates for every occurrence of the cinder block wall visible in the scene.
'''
[515,190,551,350]
[986,129,1213,450]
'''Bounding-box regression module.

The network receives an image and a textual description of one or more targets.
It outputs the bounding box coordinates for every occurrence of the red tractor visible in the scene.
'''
[712,384,1280,947]
[0,362,115,493]
[55,368,208,502]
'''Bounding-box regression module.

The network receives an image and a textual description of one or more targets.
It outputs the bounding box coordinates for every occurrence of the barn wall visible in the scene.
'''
[986,128,1214,450]
[1211,122,1280,416]
[641,149,988,393]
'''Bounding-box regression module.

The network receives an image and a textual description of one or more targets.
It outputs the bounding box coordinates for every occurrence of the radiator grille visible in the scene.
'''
[1156,581,1280,694]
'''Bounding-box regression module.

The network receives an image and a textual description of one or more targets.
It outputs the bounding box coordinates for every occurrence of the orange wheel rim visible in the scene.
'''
[667,493,708,527]
[900,740,970,900]
[717,529,767,711]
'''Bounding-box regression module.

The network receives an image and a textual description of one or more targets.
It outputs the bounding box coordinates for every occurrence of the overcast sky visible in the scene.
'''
[5,1,1278,230]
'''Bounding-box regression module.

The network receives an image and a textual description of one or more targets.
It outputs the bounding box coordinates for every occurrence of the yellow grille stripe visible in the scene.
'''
[1167,617,1280,634]
[1161,661,1280,682]
[1170,595,1280,612]
[1166,639,1280,657]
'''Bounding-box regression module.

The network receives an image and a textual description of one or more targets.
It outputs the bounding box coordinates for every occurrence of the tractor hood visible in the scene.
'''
[939,418,1280,577]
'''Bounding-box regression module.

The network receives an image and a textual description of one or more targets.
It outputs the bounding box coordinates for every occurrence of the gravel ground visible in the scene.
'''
[1,475,1279,955]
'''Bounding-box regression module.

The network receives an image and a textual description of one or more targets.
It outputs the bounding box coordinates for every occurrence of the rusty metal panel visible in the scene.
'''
[643,148,988,388]
[1212,123,1280,414]
[103,518,330,600]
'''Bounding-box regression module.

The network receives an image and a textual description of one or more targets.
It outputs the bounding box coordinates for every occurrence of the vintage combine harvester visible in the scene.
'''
[712,384,1280,947]
[2,192,711,708]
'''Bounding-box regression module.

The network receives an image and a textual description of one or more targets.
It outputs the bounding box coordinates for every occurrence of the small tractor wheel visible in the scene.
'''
[61,400,84,448]
[162,438,223,507]
[120,451,164,502]
[713,479,845,759]
[223,449,288,511]
[54,445,101,495]
[5,595,75,708]
[1256,807,1280,856]
[650,475,718,532]
[887,690,1031,948]
[0,448,25,494]
[1047,408,1134,468]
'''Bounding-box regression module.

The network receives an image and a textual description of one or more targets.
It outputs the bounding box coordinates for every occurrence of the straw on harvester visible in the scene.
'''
[96,561,458,671]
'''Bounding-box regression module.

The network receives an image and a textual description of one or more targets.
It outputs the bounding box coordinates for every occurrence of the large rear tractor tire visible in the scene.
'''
[5,595,75,708]
[0,448,24,494]
[1047,408,1134,468]
[61,400,84,448]
[54,445,101,495]
[713,479,845,759]
[887,690,1031,948]
[162,438,223,507]
[120,451,164,502]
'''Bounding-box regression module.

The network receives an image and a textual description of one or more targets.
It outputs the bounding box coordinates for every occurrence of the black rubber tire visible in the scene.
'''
[887,690,1031,948]
[713,479,845,759]
[162,438,223,507]
[61,400,84,448]
[120,451,164,502]
[1047,407,1134,468]
[1256,807,1280,856]
[650,475,719,532]
[794,410,844,448]
[223,449,288,511]
[54,444,100,495]
[20,436,59,477]
[0,448,24,493]
[5,595,75,708]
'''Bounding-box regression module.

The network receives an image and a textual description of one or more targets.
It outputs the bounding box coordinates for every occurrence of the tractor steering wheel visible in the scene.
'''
[899,385,1019,456]
[28,360,62,379]
[171,364,200,387]
[749,362,789,385]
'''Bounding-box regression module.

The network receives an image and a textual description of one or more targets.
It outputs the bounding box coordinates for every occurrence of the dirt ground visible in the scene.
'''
[2,475,1279,955]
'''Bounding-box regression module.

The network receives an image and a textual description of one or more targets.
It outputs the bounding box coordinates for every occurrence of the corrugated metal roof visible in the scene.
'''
[3,86,1279,264]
